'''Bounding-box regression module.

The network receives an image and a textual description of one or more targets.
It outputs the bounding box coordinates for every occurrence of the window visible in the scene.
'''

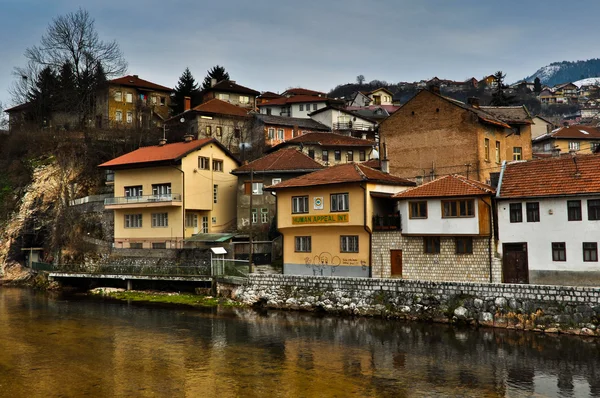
[313,104,317,111]
[114,91,122,101]
[308,149,315,159]
[213,185,218,204]
[526,202,540,222]
[277,129,284,140]
[442,199,474,218]
[272,178,282,185]
[206,125,212,136]
[359,150,366,161]
[591,142,600,153]
[212,216,217,224]
[409,201,427,219]
[509,203,523,223]
[251,209,258,224]
[151,96,157,105]
[129,242,143,249]
[292,196,309,214]
[513,147,522,161]
[202,216,208,233]
[234,128,241,138]
[252,182,263,195]
[198,156,210,170]
[212,159,223,172]
[295,236,311,252]
[125,185,143,197]
[512,126,521,136]
[261,208,269,223]
[218,93,230,101]
[334,150,341,161]
[125,214,142,228]
[266,108,272,115]
[347,151,354,161]
[186,213,198,228]
[152,213,168,227]
[152,242,166,249]
[152,183,171,196]
[115,110,123,122]
[568,141,580,151]
[216,126,222,138]
[125,92,133,103]
[239,96,249,104]
[588,200,600,220]
[340,236,359,253]
[299,104,304,111]
[552,242,566,261]
[484,138,490,161]
[126,111,133,124]
[322,150,329,162]
[567,200,582,221]
[583,242,598,262]
[331,193,349,212]
[543,142,552,151]
[495,141,501,163]
[455,237,473,254]
[268,128,275,139]
[160,97,166,106]
[424,237,440,254]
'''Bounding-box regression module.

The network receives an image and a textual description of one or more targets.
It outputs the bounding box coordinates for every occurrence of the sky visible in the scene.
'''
[1,0,600,109]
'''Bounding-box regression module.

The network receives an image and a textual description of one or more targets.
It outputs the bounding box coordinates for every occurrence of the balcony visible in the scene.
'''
[104,194,182,209]
[333,122,373,131]
[372,214,402,231]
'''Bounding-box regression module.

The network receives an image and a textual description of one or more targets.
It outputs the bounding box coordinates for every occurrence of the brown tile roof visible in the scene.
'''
[283,88,326,96]
[266,163,415,190]
[206,80,260,96]
[362,159,381,169]
[498,154,600,198]
[4,102,33,113]
[268,132,375,152]
[533,125,600,142]
[479,106,532,125]
[254,114,330,131]
[109,75,172,92]
[393,175,494,199]
[257,95,334,107]
[98,138,229,168]
[232,148,324,174]
[191,99,250,117]
[258,91,283,99]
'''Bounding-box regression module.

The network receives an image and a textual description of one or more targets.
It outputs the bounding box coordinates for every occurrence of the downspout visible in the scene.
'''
[170,163,185,248]
[360,182,372,278]
[488,160,507,283]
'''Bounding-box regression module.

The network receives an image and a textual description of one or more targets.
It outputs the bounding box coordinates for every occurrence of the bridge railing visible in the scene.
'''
[211,259,249,278]
[43,263,210,277]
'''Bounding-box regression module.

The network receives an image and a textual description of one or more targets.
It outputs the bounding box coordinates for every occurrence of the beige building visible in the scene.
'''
[532,125,600,154]
[99,137,239,249]
[267,163,415,277]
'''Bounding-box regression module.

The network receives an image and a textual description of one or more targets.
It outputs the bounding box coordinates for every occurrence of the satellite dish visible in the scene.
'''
[372,148,380,159]
[180,117,185,123]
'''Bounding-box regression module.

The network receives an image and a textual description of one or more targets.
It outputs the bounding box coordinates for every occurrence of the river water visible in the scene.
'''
[1,288,599,397]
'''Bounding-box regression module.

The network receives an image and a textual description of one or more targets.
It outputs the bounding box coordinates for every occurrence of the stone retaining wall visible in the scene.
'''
[235,275,600,336]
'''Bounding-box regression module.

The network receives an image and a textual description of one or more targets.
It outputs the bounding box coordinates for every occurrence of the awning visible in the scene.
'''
[184,233,237,243]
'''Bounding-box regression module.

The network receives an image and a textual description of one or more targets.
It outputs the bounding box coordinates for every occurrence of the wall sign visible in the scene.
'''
[314,197,323,210]
[292,213,349,225]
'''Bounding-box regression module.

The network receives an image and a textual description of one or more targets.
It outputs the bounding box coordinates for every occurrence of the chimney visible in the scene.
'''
[184,96,191,111]
[211,78,217,87]
[158,138,167,146]
[380,141,389,173]
[489,172,500,189]
[467,97,480,108]
[133,75,139,79]
[183,134,194,142]
[428,84,440,94]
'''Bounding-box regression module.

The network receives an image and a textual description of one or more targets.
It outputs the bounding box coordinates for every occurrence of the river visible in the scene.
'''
[1,288,599,397]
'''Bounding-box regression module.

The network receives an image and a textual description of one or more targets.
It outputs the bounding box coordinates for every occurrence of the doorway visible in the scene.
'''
[502,243,529,284]
[390,249,402,277]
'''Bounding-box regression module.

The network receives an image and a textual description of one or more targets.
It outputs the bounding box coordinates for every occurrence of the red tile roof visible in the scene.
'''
[266,163,415,190]
[533,125,600,141]
[99,138,215,168]
[258,91,283,99]
[257,95,333,107]
[498,154,600,198]
[283,88,326,96]
[232,148,324,174]
[109,75,172,92]
[269,132,375,152]
[191,99,250,117]
[393,175,494,199]
[206,80,260,96]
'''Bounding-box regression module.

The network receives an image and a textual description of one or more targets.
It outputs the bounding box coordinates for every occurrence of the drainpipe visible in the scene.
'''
[360,182,372,278]
[170,163,185,248]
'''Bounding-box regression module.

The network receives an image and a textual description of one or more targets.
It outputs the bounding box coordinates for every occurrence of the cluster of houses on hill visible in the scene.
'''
[7,73,600,287]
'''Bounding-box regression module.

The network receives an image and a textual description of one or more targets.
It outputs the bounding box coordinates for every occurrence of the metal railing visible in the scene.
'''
[44,263,210,277]
[211,258,249,278]
[104,193,182,206]
[372,214,402,231]
[333,122,373,131]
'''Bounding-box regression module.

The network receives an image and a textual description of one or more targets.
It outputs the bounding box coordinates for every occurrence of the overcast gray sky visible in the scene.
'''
[1,0,599,108]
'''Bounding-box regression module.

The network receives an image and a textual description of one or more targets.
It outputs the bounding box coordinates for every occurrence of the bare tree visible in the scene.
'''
[356,75,365,85]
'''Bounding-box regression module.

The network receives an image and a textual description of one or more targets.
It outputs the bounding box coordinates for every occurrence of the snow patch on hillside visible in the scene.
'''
[573,78,600,88]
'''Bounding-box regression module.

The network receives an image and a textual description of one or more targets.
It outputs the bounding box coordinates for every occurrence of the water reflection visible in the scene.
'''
[1,288,599,397]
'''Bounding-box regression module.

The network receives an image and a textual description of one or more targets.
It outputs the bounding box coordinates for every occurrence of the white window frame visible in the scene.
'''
[114,91,122,102]
[202,216,209,233]
[252,182,264,195]
[125,214,142,228]
[295,236,311,252]
[213,159,223,172]
[268,128,275,139]
[569,141,580,151]
[292,196,309,214]
[272,178,282,185]
[277,129,284,140]
[218,93,230,101]
[239,95,249,104]
[251,209,258,224]
[125,185,143,197]
[126,111,133,124]
[125,92,133,103]
[261,208,269,223]
[331,193,349,212]
[115,110,123,122]
[340,235,359,253]
[151,213,169,228]
[185,213,198,228]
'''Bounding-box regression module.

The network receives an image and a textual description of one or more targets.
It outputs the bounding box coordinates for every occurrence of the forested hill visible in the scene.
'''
[523,59,600,86]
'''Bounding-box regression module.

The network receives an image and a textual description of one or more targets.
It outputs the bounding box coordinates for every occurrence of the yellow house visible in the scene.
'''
[532,125,600,155]
[267,163,415,277]
[99,137,239,249]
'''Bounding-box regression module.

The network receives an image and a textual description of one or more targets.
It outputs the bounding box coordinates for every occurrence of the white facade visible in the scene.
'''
[260,102,326,118]
[530,116,552,139]
[310,108,376,131]
[497,196,600,272]
[397,198,481,235]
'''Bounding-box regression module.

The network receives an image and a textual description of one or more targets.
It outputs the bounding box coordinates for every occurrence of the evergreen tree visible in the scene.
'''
[490,71,515,106]
[27,66,59,126]
[171,67,200,115]
[202,65,230,90]
[534,77,542,94]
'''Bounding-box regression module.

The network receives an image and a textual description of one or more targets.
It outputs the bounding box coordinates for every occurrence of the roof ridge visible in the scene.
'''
[454,174,494,193]
[354,163,368,180]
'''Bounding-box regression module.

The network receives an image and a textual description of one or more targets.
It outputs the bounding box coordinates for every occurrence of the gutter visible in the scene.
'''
[495,160,507,198]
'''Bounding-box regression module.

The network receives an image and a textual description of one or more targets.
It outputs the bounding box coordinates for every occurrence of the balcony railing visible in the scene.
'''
[104,194,182,206]
[372,214,402,231]
[333,122,373,131]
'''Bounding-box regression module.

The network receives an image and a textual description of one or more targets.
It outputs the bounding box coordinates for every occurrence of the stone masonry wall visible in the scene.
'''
[235,274,600,336]
[372,231,502,283]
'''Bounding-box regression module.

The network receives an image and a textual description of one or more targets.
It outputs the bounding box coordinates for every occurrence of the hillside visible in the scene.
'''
[523,59,600,86]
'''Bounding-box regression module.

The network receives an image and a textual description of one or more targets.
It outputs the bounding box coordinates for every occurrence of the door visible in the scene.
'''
[390,250,402,277]
[502,243,529,284]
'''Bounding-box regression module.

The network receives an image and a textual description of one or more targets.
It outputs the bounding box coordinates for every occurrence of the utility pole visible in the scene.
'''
[248,169,254,274]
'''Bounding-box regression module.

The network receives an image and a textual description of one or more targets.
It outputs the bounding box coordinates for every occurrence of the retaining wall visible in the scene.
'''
[235,274,600,336]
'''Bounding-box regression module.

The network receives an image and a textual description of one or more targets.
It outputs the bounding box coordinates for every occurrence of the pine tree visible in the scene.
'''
[534,77,542,94]
[490,71,515,106]
[202,65,230,90]
[171,67,200,115]
[27,66,59,126]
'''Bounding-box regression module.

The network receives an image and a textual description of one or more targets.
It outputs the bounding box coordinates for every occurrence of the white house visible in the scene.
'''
[309,106,377,134]
[257,95,339,118]
[496,154,600,286]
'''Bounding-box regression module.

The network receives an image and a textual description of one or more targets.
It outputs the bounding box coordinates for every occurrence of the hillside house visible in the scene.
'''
[309,106,378,139]
[254,114,330,148]
[201,80,260,110]
[531,115,555,139]
[532,125,600,155]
